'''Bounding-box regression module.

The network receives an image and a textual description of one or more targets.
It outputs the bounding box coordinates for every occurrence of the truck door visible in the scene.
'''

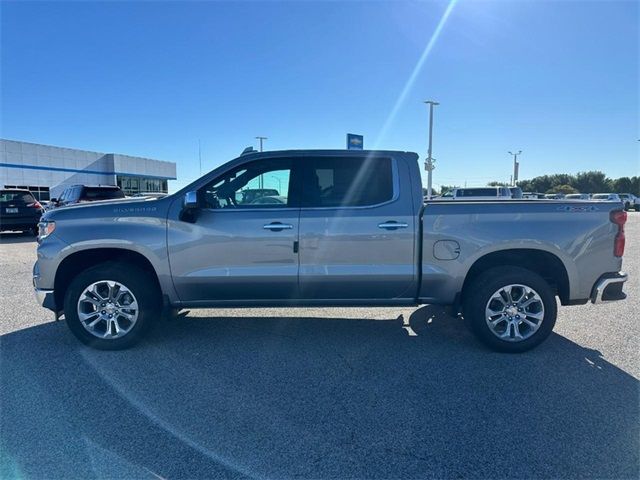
[168,157,301,302]
[298,155,417,300]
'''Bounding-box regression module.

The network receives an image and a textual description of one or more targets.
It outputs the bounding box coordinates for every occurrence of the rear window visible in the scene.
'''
[81,187,126,201]
[592,194,609,199]
[0,191,36,204]
[457,188,498,197]
[302,157,393,207]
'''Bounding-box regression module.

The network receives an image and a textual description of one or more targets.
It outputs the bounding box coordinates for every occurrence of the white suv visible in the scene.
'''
[618,193,639,211]
[451,187,512,200]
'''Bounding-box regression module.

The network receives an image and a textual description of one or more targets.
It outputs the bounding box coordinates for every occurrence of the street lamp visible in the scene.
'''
[424,100,439,199]
[270,175,282,193]
[508,150,522,186]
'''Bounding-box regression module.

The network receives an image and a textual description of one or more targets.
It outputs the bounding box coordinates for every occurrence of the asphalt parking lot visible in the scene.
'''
[1,215,639,479]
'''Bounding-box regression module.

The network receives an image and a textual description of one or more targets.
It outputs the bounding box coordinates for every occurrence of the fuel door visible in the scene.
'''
[433,240,461,260]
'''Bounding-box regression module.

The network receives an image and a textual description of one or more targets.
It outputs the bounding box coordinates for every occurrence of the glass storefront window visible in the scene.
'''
[116,175,169,195]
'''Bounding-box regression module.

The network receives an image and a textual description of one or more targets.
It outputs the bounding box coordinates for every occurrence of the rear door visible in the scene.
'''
[297,155,417,300]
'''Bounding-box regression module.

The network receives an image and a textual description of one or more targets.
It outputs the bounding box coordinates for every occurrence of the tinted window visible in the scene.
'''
[200,158,293,209]
[303,157,393,207]
[0,191,35,204]
[81,187,126,201]
[457,188,498,197]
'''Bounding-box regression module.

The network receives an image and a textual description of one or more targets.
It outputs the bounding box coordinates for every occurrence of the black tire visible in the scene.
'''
[463,266,557,353]
[63,261,161,350]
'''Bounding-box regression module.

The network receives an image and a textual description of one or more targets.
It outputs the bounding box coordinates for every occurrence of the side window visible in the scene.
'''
[303,157,393,207]
[71,187,82,201]
[199,158,293,209]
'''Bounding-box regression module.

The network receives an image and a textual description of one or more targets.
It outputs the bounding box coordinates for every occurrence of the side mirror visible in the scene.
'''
[183,191,199,209]
[180,191,199,223]
[50,198,58,204]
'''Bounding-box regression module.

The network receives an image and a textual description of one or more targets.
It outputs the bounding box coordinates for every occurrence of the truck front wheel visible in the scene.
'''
[63,262,161,350]
[463,266,557,353]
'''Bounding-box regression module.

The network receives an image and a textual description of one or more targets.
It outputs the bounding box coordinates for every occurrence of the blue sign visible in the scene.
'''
[346,133,364,150]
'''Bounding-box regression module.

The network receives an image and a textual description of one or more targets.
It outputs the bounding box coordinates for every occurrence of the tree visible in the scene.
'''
[439,185,458,195]
[573,171,611,193]
[546,184,578,195]
[487,181,510,187]
[612,177,634,193]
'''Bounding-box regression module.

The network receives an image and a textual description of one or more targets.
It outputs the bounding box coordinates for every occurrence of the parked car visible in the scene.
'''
[0,188,43,235]
[618,193,639,211]
[250,195,287,205]
[34,149,628,353]
[592,193,621,202]
[522,192,546,199]
[564,193,591,200]
[50,185,125,209]
[509,187,523,199]
[238,188,279,204]
[450,187,512,200]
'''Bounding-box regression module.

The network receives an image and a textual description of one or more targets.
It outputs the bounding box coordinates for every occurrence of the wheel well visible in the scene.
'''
[54,248,161,310]
[461,249,570,305]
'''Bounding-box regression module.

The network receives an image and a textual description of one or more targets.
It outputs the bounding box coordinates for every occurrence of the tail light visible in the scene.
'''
[610,210,627,257]
[27,201,43,209]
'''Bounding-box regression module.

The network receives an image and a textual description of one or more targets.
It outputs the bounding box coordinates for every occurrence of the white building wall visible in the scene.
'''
[0,139,176,198]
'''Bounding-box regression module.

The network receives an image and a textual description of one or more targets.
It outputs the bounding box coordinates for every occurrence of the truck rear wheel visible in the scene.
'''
[63,262,161,350]
[463,266,557,353]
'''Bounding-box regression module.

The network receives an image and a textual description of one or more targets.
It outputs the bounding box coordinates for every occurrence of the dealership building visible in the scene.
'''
[0,139,177,201]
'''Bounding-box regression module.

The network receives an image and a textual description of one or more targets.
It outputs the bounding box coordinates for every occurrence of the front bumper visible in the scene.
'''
[591,272,628,304]
[34,287,57,311]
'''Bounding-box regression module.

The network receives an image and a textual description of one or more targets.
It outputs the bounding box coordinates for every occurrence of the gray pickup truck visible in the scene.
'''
[33,149,628,352]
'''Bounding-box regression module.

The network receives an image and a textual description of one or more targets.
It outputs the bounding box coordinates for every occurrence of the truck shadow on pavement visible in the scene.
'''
[1,305,638,479]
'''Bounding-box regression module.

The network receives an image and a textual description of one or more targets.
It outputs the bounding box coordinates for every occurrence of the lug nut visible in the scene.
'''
[101,310,106,314]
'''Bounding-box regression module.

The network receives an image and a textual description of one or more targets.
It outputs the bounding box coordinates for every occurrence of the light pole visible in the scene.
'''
[256,136,267,152]
[508,150,522,186]
[424,100,439,199]
[270,175,282,193]
[256,136,267,188]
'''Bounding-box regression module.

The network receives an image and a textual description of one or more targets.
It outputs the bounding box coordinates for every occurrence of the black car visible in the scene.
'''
[50,185,126,208]
[0,189,44,235]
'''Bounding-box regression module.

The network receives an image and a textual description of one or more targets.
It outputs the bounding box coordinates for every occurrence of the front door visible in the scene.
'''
[168,157,301,302]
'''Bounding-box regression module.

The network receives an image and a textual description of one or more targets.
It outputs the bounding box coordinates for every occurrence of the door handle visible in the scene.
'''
[378,221,409,230]
[263,222,293,231]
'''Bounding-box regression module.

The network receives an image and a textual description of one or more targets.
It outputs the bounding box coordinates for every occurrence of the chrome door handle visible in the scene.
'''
[378,221,409,230]
[263,222,293,231]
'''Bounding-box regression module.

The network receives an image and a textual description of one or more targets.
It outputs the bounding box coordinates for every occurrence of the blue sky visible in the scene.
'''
[1,0,638,192]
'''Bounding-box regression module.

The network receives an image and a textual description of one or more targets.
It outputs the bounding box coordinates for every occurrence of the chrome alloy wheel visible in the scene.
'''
[484,284,545,342]
[77,280,139,339]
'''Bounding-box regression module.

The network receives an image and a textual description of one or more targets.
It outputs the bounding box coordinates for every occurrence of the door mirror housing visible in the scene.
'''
[183,191,199,209]
[180,191,199,223]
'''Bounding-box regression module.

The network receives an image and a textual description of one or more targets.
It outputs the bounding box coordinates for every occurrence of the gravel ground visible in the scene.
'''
[1,214,638,479]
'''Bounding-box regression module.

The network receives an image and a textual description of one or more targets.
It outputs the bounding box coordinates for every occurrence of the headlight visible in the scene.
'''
[38,220,56,241]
